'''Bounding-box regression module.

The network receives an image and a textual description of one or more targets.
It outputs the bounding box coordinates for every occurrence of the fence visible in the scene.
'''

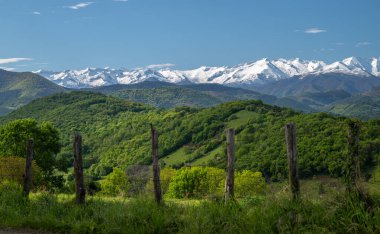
[0,163,25,182]
[0,121,363,204]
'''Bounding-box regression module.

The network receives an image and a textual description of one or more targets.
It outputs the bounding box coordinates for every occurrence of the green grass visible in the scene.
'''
[2,177,380,233]
[192,145,223,166]
[162,110,257,167]
[161,147,192,166]
[226,110,257,129]
[367,166,380,195]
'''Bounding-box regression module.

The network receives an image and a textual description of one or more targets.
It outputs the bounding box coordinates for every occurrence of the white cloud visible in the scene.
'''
[146,63,175,69]
[113,0,128,2]
[304,28,326,34]
[335,42,344,46]
[0,67,15,71]
[356,41,372,47]
[0,58,33,64]
[32,11,41,15]
[67,2,94,10]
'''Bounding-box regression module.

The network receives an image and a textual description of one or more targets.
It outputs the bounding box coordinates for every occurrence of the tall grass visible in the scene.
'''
[1,180,379,233]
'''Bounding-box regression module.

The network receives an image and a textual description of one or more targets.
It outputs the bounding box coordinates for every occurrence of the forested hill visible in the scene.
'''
[0,69,67,115]
[90,81,313,111]
[1,91,380,180]
[324,87,380,120]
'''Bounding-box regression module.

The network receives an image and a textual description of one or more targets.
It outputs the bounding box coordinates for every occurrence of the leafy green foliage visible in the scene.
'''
[166,167,225,199]
[100,168,129,196]
[1,92,380,182]
[165,167,266,199]
[0,119,60,172]
[0,119,63,189]
[235,170,266,197]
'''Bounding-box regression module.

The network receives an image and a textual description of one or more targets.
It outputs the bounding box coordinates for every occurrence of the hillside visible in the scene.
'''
[2,92,380,181]
[251,73,380,97]
[91,82,221,108]
[287,90,352,110]
[91,81,314,111]
[5,69,380,119]
[325,87,380,119]
[0,69,67,115]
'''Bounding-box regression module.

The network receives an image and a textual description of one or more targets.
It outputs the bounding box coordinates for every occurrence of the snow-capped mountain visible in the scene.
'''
[34,57,380,89]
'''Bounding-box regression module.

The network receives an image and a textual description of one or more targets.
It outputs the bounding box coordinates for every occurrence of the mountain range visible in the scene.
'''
[1,56,380,119]
[35,57,380,89]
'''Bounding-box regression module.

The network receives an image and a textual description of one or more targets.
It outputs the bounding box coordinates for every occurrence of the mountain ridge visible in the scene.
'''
[35,56,380,89]
[0,69,67,115]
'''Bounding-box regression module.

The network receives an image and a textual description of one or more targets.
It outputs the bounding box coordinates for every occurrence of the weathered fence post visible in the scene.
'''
[23,139,33,197]
[74,132,86,205]
[285,123,300,200]
[225,128,235,203]
[347,120,360,190]
[151,125,162,204]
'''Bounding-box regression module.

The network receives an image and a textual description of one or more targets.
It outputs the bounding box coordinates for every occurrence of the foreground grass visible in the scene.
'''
[1,180,380,233]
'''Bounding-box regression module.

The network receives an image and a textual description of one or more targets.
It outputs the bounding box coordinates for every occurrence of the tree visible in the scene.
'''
[0,119,61,188]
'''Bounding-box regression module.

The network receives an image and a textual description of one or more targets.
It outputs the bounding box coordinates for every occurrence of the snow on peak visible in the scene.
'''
[34,57,380,88]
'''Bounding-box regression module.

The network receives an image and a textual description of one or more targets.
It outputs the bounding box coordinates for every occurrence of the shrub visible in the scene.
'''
[167,167,224,199]
[235,170,267,197]
[100,168,129,196]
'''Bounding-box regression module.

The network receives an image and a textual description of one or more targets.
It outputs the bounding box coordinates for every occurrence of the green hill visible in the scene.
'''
[2,91,379,181]
[325,87,380,120]
[107,86,222,108]
[0,69,67,115]
[251,73,380,97]
[287,90,352,110]
[91,81,314,111]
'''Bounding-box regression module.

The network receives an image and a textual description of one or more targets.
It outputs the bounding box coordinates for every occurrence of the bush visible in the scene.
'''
[167,167,224,199]
[100,168,129,196]
[235,170,267,197]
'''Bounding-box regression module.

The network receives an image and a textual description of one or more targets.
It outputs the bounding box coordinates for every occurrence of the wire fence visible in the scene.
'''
[121,165,266,200]
[0,160,26,184]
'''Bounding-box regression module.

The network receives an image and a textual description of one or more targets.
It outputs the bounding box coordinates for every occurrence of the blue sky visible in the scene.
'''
[0,0,379,71]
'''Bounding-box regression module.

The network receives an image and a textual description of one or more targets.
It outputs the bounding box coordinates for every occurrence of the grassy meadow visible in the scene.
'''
[1,174,380,234]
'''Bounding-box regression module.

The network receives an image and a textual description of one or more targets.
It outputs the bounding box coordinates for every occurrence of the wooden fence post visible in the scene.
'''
[23,139,33,197]
[285,123,300,200]
[347,120,360,190]
[151,125,162,204]
[74,132,86,205]
[225,128,235,203]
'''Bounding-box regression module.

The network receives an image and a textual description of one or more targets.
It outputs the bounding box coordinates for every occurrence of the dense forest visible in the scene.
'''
[1,91,380,184]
